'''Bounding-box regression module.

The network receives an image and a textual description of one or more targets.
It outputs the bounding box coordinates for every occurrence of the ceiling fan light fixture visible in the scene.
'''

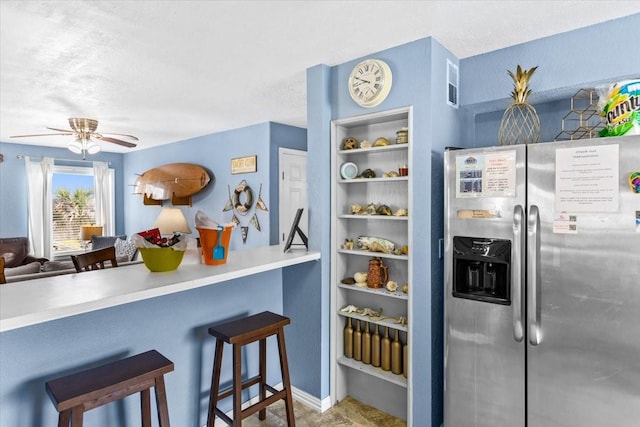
[86,140,101,154]
[68,139,83,154]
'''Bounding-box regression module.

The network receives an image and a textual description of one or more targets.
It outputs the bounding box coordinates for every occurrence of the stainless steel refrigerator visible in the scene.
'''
[444,135,640,427]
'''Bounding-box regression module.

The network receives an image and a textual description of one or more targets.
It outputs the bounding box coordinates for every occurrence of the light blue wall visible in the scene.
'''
[0,270,285,426]
[123,123,273,250]
[122,121,305,249]
[0,142,125,238]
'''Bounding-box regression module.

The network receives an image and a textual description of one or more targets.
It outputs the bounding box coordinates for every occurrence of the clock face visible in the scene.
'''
[348,59,392,107]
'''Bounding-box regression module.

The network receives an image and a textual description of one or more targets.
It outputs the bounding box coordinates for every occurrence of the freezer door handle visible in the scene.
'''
[512,205,525,342]
[527,205,541,346]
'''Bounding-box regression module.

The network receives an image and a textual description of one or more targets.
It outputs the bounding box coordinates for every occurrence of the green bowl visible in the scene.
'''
[139,247,185,272]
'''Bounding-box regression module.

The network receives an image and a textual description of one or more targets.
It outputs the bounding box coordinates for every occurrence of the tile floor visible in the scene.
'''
[239,396,406,427]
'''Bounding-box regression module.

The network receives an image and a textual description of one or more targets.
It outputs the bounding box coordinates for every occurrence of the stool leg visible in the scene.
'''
[154,375,171,427]
[141,388,151,427]
[70,405,84,427]
[233,343,243,427]
[58,410,71,427]
[207,339,224,427]
[277,328,296,427]
[259,338,267,421]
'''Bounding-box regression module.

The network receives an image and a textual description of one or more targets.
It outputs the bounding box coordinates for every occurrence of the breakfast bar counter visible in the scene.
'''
[1,245,320,426]
[1,245,320,332]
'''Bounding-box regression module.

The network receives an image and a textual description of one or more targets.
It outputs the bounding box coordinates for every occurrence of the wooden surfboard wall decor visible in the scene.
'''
[134,163,212,206]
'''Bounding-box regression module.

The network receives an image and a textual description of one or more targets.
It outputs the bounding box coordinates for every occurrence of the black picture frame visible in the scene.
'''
[283,208,308,253]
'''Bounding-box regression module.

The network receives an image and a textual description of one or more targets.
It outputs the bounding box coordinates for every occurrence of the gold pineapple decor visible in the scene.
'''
[498,65,540,145]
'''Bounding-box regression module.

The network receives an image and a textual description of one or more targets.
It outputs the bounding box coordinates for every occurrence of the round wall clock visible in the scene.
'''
[348,59,393,108]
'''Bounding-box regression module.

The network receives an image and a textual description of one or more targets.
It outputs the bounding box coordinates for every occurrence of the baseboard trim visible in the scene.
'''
[209,383,331,426]
[291,385,332,413]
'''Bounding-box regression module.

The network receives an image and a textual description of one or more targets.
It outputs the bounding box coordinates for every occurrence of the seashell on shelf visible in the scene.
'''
[357,236,395,254]
[394,208,408,216]
[402,283,409,293]
[340,304,359,313]
[342,238,354,250]
[353,272,368,283]
[376,204,392,216]
[386,280,398,292]
[342,137,359,150]
[374,137,390,146]
[350,204,363,214]
[360,308,381,317]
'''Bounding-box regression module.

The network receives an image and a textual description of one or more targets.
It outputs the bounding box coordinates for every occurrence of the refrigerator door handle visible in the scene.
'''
[512,205,525,342]
[527,205,541,346]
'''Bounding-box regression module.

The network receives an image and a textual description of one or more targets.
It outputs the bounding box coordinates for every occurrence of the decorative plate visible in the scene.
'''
[340,162,358,180]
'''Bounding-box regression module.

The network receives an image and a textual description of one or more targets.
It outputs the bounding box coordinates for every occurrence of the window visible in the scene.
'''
[51,165,114,257]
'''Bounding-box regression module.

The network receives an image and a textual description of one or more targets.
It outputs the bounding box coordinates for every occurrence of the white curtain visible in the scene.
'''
[24,156,53,259]
[93,161,114,236]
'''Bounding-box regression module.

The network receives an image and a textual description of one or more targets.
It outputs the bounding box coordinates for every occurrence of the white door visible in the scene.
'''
[279,148,307,245]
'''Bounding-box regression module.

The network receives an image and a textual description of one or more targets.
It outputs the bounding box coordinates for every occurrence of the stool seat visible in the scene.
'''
[46,350,173,427]
[208,311,290,344]
[207,311,295,427]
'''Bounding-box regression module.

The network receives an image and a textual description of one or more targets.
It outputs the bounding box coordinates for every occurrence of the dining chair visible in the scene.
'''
[71,246,119,273]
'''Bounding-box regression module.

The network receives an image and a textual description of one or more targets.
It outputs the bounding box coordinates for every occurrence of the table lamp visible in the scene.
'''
[80,225,103,251]
[153,208,191,236]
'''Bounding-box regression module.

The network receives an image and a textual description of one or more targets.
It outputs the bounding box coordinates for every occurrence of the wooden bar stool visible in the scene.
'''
[45,350,174,427]
[207,311,295,427]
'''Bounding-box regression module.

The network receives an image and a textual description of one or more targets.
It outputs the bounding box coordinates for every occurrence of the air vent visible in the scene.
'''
[447,59,459,108]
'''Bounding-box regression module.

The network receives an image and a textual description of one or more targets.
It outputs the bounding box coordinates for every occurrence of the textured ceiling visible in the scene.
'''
[2,1,640,153]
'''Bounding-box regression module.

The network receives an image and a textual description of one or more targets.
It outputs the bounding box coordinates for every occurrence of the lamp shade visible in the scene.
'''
[153,208,192,235]
[80,225,103,241]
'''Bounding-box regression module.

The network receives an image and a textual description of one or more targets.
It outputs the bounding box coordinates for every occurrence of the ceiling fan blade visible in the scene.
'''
[100,132,139,141]
[98,136,137,148]
[10,132,73,138]
[46,127,74,133]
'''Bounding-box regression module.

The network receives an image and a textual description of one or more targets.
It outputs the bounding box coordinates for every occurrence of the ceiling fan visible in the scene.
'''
[10,118,138,159]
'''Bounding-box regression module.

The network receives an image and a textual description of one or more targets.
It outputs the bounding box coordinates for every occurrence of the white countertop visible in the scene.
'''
[0,245,320,332]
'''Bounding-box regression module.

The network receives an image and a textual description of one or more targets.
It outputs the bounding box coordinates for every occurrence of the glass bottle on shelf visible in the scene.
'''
[391,329,402,375]
[353,320,362,361]
[371,324,381,367]
[381,326,391,371]
[403,336,408,378]
[362,322,371,365]
[344,317,353,358]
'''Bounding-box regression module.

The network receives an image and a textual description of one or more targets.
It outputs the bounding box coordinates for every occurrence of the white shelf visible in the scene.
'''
[338,356,407,388]
[337,311,408,333]
[338,144,408,155]
[338,214,408,221]
[338,249,408,261]
[337,283,408,301]
[338,176,408,184]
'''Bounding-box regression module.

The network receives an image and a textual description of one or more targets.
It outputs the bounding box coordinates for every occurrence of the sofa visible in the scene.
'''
[1,236,139,283]
[0,237,49,281]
